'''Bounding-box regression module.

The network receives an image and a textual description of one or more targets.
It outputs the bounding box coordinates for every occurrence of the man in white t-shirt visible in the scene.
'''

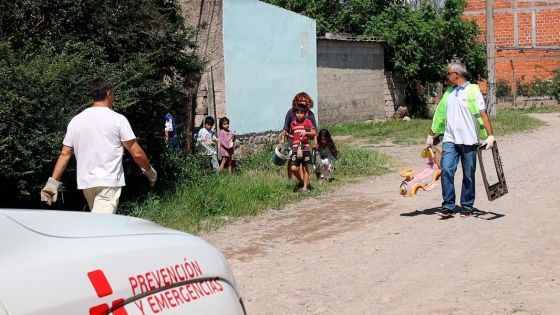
[426,61,495,218]
[40,77,157,214]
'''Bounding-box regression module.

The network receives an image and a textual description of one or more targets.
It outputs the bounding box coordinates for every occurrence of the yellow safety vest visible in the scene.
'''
[431,83,488,138]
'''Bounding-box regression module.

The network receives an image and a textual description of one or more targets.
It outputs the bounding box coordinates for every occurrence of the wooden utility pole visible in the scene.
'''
[486,0,497,116]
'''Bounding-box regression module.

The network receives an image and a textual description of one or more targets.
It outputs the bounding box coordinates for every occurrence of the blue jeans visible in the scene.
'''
[167,137,180,152]
[440,142,477,212]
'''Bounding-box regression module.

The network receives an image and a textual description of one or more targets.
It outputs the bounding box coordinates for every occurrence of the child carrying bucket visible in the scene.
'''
[280,92,318,179]
[284,103,316,193]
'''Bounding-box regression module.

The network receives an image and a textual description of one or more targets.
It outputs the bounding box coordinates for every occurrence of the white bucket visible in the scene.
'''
[272,144,292,166]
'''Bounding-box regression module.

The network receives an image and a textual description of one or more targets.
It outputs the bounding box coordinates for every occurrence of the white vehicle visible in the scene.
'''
[0,209,246,315]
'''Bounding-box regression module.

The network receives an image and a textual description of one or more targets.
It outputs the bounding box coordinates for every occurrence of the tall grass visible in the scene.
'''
[492,110,545,135]
[127,145,391,233]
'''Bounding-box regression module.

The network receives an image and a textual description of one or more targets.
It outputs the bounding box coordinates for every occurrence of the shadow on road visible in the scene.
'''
[471,208,505,220]
[400,207,441,217]
[400,207,505,220]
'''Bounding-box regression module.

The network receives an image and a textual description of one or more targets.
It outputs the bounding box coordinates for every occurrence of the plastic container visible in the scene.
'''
[272,144,292,166]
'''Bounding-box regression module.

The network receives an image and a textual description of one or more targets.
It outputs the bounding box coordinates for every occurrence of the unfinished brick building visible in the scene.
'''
[464,0,560,87]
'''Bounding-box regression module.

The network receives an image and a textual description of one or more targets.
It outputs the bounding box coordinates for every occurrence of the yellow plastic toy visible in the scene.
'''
[400,146,442,197]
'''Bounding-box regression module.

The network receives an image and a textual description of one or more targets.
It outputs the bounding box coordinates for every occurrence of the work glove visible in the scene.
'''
[40,177,61,206]
[426,134,434,146]
[142,166,158,187]
[481,135,495,150]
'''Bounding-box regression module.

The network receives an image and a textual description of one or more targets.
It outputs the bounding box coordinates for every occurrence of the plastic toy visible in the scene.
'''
[400,146,442,197]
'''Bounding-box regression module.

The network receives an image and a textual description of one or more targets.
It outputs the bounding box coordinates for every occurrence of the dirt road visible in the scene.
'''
[203,113,560,314]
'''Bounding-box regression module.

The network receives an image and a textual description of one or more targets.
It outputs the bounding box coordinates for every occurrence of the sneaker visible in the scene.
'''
[298,188,309,194]
[460,209,473,217]
[435,208,454,218]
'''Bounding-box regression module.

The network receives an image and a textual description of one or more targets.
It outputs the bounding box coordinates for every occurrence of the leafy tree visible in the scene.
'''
[366,0,485,114]
[266,0,486,116]
[0,0,203,208]
[264,0,398,36]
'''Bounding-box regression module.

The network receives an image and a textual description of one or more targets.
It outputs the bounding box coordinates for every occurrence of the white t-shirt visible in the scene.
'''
[196,128,217,155]
[63,107,136,189]
[164,120,173,132]
[442,82,486,145]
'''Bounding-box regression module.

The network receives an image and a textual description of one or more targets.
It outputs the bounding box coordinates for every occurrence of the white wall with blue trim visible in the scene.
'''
[223,0,318,134]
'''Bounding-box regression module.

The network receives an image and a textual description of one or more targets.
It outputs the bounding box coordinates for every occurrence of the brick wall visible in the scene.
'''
[317,39,385,124]
[464,0,560,86]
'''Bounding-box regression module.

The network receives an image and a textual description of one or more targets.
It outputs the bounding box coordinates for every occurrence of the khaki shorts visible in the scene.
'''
[82,187,122,214]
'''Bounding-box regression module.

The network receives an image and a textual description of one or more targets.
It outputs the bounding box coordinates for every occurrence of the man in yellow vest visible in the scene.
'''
[427,61,495,218]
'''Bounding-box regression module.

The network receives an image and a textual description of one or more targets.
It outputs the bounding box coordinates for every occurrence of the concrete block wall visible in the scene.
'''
[234,131,281,157]
[464,0,560,86]
[497,96,560,109]
[383,71,406,118]
[317,39,385,124]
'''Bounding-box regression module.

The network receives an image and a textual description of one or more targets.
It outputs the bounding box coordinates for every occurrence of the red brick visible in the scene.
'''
[464,1,560,82]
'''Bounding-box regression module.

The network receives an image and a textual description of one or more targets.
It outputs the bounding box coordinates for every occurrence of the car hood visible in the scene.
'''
[0,210,241,315]
[0,209,181,238]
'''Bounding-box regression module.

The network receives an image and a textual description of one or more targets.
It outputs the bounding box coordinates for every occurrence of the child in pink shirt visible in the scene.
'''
[218,117,235,173]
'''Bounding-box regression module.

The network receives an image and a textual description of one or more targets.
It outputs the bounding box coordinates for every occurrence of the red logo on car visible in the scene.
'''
[88,269,128,315]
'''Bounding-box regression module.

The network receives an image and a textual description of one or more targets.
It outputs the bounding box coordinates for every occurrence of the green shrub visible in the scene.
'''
[0,42,106,206]
[516,79,529,97]
[0,1,203,208]
[496,79,512,97]
[516,78,555,97]
[128,144,392,233]
[552,69,560,100]
[530,78,554,97]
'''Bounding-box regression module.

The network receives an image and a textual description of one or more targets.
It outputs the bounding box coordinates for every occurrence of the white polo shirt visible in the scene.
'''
[63,107,136,189]
[442,82,486,145]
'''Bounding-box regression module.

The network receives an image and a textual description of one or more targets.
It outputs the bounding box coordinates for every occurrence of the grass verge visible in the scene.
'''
[325,107,551,145]
[127,145,391,233]
[127,108,553,233]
